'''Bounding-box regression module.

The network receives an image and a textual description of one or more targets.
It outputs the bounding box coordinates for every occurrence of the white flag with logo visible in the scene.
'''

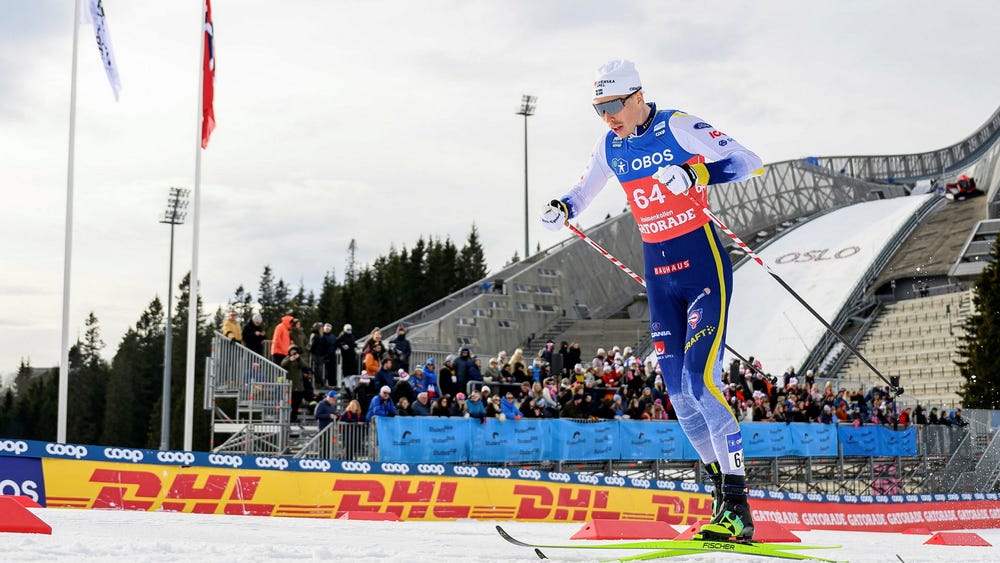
[80,0,121,101]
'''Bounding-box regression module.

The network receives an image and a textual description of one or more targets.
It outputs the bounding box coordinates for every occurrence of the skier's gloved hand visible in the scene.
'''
[541,199,570,231]
[654,164,699,195]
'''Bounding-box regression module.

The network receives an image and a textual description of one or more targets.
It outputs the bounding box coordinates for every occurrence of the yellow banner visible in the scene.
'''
[42,459,711,523]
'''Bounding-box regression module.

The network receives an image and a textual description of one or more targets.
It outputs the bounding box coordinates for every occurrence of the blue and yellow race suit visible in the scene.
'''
[559,103,762,475]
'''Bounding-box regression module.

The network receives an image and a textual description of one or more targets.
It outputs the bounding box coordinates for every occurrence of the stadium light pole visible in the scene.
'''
[159,187,189,450]
[517,94,537,259]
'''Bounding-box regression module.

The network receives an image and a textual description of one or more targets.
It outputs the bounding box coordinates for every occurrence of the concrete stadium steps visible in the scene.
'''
[550,318,649,359]
[835,290,974,408]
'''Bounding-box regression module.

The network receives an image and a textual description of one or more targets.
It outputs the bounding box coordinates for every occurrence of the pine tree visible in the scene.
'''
[102,298,166,447]
[257,265,281,333]
[67,312,110,445]
[956,240,1000,408]
[457,223,489,286]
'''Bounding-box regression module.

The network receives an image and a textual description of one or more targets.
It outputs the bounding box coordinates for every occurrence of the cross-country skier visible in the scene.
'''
[541,59,763,541]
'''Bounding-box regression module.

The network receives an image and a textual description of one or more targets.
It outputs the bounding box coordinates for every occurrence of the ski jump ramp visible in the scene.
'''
[726,194,935,375]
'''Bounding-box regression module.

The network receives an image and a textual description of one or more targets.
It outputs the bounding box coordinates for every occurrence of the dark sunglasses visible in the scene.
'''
[593,89,640,117]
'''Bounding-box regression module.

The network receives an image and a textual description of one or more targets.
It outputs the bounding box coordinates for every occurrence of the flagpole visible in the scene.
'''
[58,0,83,444]
[184,0,208,451]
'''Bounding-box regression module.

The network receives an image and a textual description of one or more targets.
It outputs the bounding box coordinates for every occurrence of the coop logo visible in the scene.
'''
[453,466,479,477]
[548,472,571,483]
[807,493,824,502]
[788,492,804,501]
[631,478,650,489]
[749,489,765,499]
[104,448,144,463]
[341,461,372,473]
[656,480,673,490]
[828,494,841,502]
[380,463,411,475]
[298,459,331,471]
[0,440,29,455]
[859,495,874,503]
[611,158,628,174]
[687,309,702,329]
[417,464,446,475]
[767,491,784,500]
[680,482,699,492]
[578,474,600,485]
[207,454,244,468]
[890,495,904,503]
[45,443,88,459]
[518,469,542,481]
[156,451,195,465]
[486,467,510,478]
[603,475,625,486]
[254,457,289,470]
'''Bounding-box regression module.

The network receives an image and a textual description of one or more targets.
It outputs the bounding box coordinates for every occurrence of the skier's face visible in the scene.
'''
[594,90,644,138]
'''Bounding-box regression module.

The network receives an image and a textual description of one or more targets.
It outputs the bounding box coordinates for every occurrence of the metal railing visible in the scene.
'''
[292,420,377,461]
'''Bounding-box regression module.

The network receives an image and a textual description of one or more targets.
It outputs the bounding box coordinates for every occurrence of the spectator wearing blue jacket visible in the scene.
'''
[500,392,521,421]
[422,358,439,399]
[314,390,339,431]
[366,386,398,421]
[411,392,432,416]
[373,357,396,392]
[465,391,487,421]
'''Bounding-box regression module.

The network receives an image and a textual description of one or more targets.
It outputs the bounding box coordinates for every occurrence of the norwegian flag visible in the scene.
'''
[201,0,215,148]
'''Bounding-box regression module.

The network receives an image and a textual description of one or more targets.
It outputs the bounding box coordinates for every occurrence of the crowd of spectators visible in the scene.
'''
[220,312,966,433]
[333,340,968,433]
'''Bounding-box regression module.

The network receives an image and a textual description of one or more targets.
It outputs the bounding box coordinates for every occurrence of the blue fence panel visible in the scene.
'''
[375,417,471,463]
[787,424,839,457]
[548,420,619,461]
[617,420,697,461]
[838,425,879,456]
[470,418,548,462]
[743,422,791,458]
[880,426,917,456]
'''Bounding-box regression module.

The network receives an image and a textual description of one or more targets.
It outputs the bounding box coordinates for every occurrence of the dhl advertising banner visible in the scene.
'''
[1,439,998,530]
[38,458,712,523]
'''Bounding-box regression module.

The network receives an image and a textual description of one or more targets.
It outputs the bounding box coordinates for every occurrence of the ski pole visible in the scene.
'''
[683,192,901,395]
[564,222,766,378]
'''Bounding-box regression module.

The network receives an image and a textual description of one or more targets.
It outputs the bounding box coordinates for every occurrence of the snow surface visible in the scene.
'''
[727,195,934,373]
[3,507,1000,562]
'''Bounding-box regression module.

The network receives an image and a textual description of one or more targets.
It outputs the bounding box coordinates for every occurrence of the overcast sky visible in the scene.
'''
[2,0,999,374]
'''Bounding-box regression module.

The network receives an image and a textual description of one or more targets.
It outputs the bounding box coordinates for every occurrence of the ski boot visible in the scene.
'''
[704,461,723,518]
[693,473,754,542]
